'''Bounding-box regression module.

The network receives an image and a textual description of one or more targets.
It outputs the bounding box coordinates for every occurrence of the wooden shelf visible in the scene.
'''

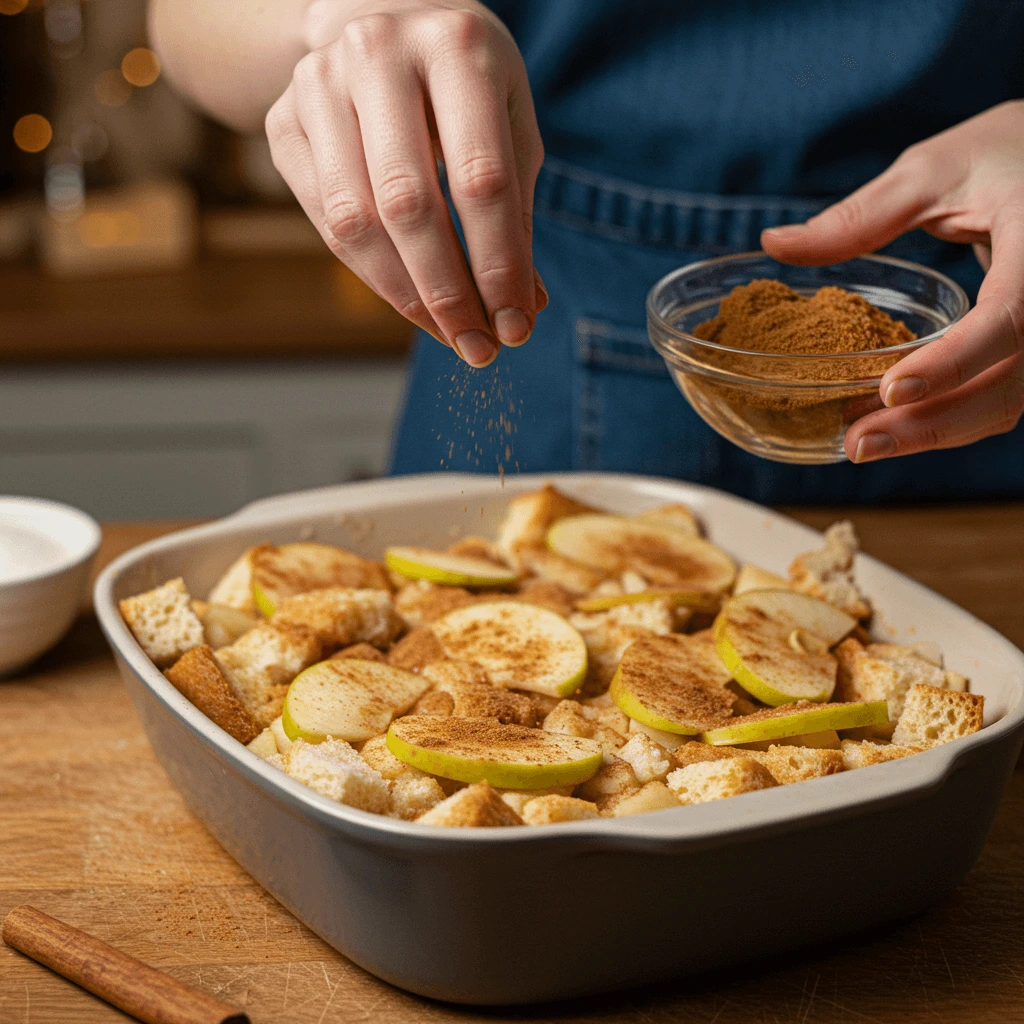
[0,253,414,362]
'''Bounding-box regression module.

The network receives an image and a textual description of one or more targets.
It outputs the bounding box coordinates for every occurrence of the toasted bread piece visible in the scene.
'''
[495,484,598,568]
[247,727,279,759]
[429,672,537,727]
[207,549,260,614]
[570,599,674,691]
[410,689,456,716]
[671,742,749,767]
[120,578,205,668]
[214,621,321,727]
[390,775,447,820]
[841,739,922,770]
[635,503,701,537]
[518,547,607,595]
[165,645,261,744]
[733,563,789,596]
[614,732,673,783]
[511,580,576,618]
[743,745,845,785]
[789,521,871,620]
[416,781,524,827]
[891,683,984,748]
[395,579,479,628]
[574,756,641,807]
[609,781,681,817]
[542,699,627,754]
[542,699,593,738]
[835,637,966,729]
[522,794,599,825]
[421,658,490,688]
[191,601,259,650]
[330,642,387,663]
[271,587,400,650]
[252,542,391,612]
[285,737,391,813]
[447,536,509,566]
[386,628,444,672]
[497,785,575,816]
[666,758,777,804]
[359,734,428,780]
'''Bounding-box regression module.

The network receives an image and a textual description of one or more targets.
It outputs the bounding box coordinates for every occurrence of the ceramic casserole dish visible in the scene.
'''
[93,473,1024,1005]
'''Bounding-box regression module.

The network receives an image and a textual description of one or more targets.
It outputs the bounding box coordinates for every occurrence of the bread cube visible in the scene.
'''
[497,785,575,816]
[521,794,599,825]
[359,733,426,780]
[120,578,205,668]
[410,689,456,716]
[390,776,447,820]
[246,727,279,759]
[214,621,321,727]
[447,536,509,566]
[511,580,576,618]
[666,758,777,804]
[517,547,606,594]
[165,644,261,744]
[207,549,260,614]
[789,521,871,619]
[330,642,386,663]
[609,781,681,817]
[387,628,446,672]
[570,599,674,689]
[416,782,524,827]
[614,733,673,783]
[733,563,789,596]
[272,587,401,649]
[431,676,536,727]
[575,757,641,808]
[744,745,845,785]
[395,580,478,628]
[191,601,259,649]
[421,658,490,688]
[285,738,391,813]
[672,742,749,767]
[840,739,922,770]
[891,683,984,748]
[495,484,597,567]
[542,699,593,738]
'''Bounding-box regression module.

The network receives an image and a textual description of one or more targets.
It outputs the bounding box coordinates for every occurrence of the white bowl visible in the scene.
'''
[0,496,102,678]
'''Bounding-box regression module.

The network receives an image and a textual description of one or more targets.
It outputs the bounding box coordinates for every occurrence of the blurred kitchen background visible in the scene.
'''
[0,0,414,519]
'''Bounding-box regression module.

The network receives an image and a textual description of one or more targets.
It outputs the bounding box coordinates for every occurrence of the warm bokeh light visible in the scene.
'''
[95,69,132,108]
[121,47,161,87]
[13,113,52,153]
[0,0,30,15]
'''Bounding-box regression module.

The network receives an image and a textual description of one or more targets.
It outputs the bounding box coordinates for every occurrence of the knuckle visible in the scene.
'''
[292,49,330,91]
[420,286,470,320]
[918,423,943,450]
[1000,298,1024,355]
[427,8,489,54]
[450,153,511,204]
[894,141,935,177]
[827,196,866,236]
[343,13,395,60]
[323,193,377,246]
[395,293,429,322]
[264,97,295,145]
[376,173,435,230]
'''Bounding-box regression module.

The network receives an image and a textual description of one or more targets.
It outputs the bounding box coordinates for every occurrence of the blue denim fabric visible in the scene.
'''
[388,3,1024,503]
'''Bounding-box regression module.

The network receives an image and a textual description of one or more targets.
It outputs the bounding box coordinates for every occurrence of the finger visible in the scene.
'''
[761,149,947,266]
[507,67,546,314]
[877,214,1024,408]
[268,79,445,344]
[346,21,499,367]
[845,352,1024,462]
[428,49,536,346]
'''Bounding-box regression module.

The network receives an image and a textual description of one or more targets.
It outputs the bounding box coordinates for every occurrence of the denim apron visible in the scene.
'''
[389,1,1024,503]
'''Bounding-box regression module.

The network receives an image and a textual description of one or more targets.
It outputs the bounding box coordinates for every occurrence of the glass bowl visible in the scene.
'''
[646,252,969,464]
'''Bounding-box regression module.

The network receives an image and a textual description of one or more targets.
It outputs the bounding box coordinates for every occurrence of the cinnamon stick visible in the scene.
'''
[1,906,250,1024]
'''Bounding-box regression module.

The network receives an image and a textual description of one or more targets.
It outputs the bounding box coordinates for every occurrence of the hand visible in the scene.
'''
[762,100,1024,463]
[266,0,546,367]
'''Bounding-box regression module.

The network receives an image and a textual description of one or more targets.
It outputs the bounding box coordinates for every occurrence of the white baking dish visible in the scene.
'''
[94,473,1024,1005]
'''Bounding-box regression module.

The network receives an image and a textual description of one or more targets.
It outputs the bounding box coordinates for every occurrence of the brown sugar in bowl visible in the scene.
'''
[646,252,969,464]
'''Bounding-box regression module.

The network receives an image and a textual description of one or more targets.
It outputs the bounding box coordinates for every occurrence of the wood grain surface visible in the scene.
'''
[2,510,1023,1024]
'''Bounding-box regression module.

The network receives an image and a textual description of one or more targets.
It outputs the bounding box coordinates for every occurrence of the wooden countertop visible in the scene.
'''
[2,509,1022,1023]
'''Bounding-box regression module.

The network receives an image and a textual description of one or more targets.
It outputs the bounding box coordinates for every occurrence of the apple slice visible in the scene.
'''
[733,563,789,596]
[702,701,889,746]
[610,634,735,735]
[251,542,390,616]
[575,589,720,614]
[387,716,603,789]
[384,546,517,587]
[282,659,430,743]
[547,514,735,592]
[634,503,701,537]
[714,589,856,706]
[431,600,587,697]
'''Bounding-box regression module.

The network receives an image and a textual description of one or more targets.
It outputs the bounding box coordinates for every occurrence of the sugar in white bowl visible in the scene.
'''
[0,497,101,678]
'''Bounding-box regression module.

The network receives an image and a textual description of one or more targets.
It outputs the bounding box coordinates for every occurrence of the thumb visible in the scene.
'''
[761,160,934,266]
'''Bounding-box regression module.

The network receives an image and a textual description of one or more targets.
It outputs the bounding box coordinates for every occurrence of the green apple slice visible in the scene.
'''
[714,589,856,706]
[282,659,430,743]
[609,634,735,735]
[251,542,389,616]
[547,514,735,592]
[702,701,889,746]
[575,589,721,614]
[387,716,603,789]
[384,546,517,587]
[431,600,587,697]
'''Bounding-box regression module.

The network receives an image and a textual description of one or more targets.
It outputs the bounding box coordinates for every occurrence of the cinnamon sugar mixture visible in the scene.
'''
[693,279,914,357]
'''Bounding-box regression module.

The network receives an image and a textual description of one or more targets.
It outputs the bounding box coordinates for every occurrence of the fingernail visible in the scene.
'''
[453,330,499,367]
[493,307,532,347]
[884,376,929,408]
[854,433,897,463]
[533,268,549,312]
